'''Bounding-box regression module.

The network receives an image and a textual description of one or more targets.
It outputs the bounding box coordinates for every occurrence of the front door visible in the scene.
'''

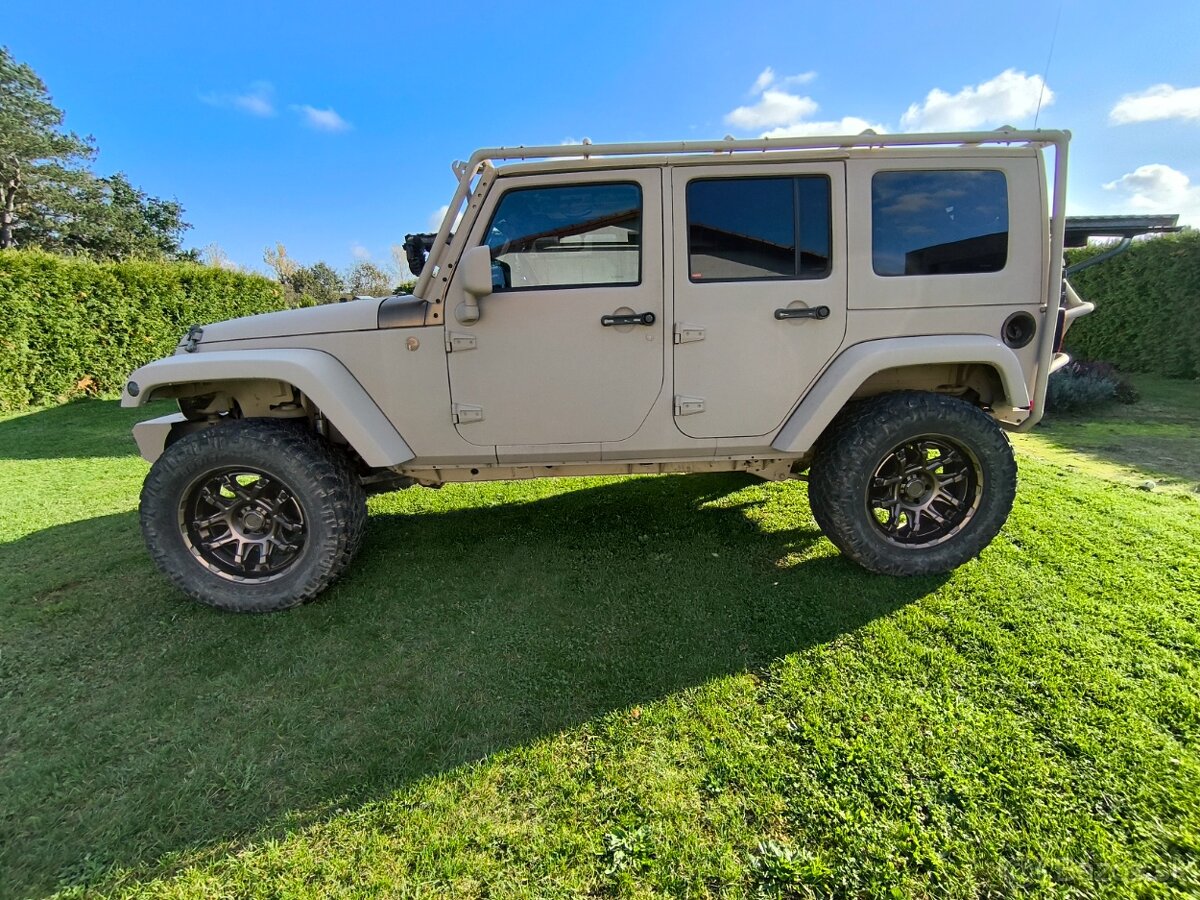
[671,162,847,438]
[446,169,664,448]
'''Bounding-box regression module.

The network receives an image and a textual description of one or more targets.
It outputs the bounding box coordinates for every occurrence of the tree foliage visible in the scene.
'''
[344,260,392,297]
[0,46,189,258]
[19,171,190,259]
[263,243,348,305]
[291,261,344,304]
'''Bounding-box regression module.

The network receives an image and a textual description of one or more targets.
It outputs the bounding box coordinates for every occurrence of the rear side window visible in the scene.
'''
[687,176,831,282]
[484,183,641,291]
[871,170,1008,276]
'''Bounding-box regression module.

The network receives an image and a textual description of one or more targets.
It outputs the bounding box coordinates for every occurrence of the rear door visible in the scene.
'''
[670,161,847,438]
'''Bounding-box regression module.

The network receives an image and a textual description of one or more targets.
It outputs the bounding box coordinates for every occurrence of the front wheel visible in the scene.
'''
[139,419,367,612]
[808,392,1017,576]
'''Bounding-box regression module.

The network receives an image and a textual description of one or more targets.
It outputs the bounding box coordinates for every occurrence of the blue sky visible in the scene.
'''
[7,0,1199,275]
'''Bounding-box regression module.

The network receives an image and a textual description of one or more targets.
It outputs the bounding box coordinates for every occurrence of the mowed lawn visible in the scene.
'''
[1,381,1198,899]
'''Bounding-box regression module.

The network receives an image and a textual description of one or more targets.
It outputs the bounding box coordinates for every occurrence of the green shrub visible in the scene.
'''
[1064,232,1200,378]
[1045,360,1133,414]
[0,250,286,412]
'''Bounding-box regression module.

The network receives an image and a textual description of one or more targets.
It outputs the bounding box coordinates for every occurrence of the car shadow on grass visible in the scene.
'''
[0,473,947,895]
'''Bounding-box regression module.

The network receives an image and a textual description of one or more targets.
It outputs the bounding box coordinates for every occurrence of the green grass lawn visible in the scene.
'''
[1014,375,1200,495]
[1,386,1197,899]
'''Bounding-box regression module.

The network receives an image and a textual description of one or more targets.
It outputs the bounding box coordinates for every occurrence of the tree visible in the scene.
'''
[344,260,392,296]
[201,242,237,270]
[291,261,344,304]
[1,48,190,257]
[263,242,299,283]
[20,171,190,259]
[0,46,95,249]
[390,243,415,283]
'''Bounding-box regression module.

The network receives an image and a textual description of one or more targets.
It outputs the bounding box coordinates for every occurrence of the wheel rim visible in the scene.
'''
[865,435,982,548]
[179,467,306,582]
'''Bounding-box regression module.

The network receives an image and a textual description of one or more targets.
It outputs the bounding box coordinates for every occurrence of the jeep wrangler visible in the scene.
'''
[122,128,1094,612]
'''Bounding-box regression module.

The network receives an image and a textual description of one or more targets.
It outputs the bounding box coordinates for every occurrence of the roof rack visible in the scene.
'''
[460,127,1067,168]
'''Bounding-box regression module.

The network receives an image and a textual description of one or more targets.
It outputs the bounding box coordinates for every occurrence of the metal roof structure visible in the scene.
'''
[1064,214,1181,247]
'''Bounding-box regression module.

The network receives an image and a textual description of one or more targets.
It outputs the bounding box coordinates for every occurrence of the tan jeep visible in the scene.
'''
[122,128,1094,612]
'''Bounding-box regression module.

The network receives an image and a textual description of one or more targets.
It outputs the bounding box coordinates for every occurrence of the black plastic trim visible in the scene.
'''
[378,295,430,329]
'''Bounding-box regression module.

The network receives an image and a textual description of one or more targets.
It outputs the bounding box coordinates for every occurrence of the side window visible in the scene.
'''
[872,170,1009,277]
[686,175,831,282]
[484,183,641,291]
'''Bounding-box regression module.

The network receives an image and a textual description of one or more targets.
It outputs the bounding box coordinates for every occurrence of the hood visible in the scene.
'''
[191,297,388,346]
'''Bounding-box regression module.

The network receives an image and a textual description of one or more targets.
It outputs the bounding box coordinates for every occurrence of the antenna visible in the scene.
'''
[1034,1,1063,128]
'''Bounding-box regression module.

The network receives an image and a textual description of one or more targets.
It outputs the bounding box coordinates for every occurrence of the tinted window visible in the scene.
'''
[485,183,641,290]
[872,170,1008,276]
[687,176,831,281]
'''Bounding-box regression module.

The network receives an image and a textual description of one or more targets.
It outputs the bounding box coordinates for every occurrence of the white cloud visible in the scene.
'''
[899,69,1051,131]
[1110,84,1200,125]
[746,67,815,96]
[749,67,775,95]
[200,81,275,117]
[350,242,371,261]
[762,116,886,139]
[427,204,467,233]
[725,69,882,137]
[779,71,817,89]
[292,104,351,132]
[1103,163,1200,225]
[726,90,819,130]
[727,68,823,130]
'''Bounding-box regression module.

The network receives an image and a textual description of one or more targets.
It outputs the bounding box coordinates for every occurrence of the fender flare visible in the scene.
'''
[121,349,414,467]
[771,335,1031,455]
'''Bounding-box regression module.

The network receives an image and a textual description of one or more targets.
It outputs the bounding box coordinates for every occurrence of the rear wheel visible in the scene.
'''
[808,392,1016,575]
[139,419,367,612]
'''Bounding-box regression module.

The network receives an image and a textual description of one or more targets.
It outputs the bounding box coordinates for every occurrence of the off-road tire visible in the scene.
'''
[139,419,367,612]
[808,391,1017,576]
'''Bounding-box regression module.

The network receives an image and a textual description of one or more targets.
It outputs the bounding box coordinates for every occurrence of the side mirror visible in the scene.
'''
[457,245,493,325]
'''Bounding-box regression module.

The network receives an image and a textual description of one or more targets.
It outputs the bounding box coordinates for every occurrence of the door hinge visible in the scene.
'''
[674,395,705,416]
[673,323,705,344]
[445,331,477,353]
[452,403,484,424]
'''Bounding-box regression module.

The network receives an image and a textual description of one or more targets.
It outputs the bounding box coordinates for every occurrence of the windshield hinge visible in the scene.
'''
[673,323,706,344]
[445,331,477,353]
[452,403,484,425]
[674,395,705,416]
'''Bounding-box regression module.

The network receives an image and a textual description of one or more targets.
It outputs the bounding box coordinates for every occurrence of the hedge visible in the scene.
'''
[1064,231,1200,379]
[0,250,286,412]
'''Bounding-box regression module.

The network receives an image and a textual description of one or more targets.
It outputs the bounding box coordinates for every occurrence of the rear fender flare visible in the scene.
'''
[121,349,414,467]
[771,336,1031,455]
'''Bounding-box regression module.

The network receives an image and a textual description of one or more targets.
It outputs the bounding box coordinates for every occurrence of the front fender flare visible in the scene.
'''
[121,349,414,467]
[771,336,1031,455]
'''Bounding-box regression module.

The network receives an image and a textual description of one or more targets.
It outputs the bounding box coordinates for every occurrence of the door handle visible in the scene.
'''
[774,305,830,320]
[601,311,656,327]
